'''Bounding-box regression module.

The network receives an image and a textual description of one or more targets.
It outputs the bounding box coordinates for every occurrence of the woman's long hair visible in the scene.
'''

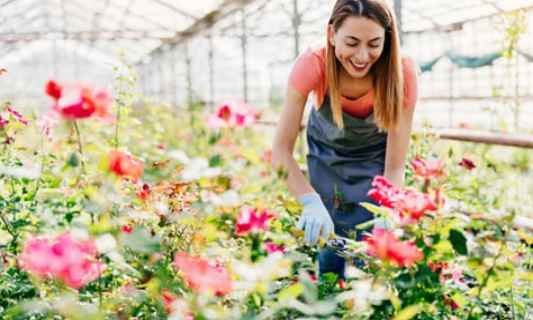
[325,0,403,130]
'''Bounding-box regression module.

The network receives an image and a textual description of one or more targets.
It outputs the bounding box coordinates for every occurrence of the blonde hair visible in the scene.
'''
[325,0,403,130]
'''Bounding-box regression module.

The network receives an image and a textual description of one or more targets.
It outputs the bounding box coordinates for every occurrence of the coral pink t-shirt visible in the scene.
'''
[289,45,419,118]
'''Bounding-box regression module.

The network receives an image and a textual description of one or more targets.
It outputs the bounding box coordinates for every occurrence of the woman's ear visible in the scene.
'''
[327,25,335,47]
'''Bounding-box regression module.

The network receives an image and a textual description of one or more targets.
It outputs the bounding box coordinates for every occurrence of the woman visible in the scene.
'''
[272,0,418,279]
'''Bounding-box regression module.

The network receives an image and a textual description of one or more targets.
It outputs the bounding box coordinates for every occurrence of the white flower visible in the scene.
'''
[181,157,221,181]
[168,150,190,163]
[208,190,240,207]
[336,278,388,311]
[95,234,117,254]
[0,164,40,179]
[232,253,291,292]
[154,201,170,216]
[513,216,533,231]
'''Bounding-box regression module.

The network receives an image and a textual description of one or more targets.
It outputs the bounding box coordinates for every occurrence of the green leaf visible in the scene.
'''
[11,219,30,229]
[392,304,425,320]
[449,229,468,255]
[208,154,222,167]
[278,283,304,301]
[208,132,222,145]
[360,202,392,218]
[66,152,79,167]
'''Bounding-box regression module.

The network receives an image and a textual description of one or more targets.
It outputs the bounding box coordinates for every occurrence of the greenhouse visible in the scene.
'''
[0,0,532,319]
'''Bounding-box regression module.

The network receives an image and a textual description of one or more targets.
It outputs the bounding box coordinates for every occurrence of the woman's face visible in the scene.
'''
[328,16,386,78]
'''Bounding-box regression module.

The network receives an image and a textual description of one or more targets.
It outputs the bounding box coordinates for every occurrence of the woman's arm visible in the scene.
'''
[384,104,415,187]
[385,56,419,186]
[272,86,316,198]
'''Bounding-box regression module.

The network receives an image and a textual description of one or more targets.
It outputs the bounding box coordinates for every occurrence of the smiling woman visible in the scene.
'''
[272,0,419,280]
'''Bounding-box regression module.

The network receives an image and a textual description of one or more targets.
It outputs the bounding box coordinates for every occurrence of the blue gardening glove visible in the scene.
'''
[296,193,335,245]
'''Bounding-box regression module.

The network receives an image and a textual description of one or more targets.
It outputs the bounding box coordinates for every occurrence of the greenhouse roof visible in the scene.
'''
[402,0,533,32]
[0,0,240,63]
[1,0,533,64]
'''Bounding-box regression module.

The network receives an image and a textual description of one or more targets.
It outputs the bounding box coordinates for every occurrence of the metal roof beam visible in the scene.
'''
[137,0,259,62]
[0,0,17,7]
[0,1,44,32]
[482,0,505,13]
[151,0,198,20]
[0,31,172,42]
[165,0,256,44]
[405,4,533,34]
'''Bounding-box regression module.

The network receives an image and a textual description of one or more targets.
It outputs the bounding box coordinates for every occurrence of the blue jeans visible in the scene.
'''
[318,230,369,280]
[318,246,346,279]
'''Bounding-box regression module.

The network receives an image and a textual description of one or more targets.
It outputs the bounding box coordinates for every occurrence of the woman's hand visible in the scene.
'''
[297,193,335,245]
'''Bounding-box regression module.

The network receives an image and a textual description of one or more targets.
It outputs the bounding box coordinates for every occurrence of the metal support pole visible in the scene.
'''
[158,51,164,101]
[292,0,301,59]
[147,64,153,96]
[183,43,195,126]
[394,0,403,43]
[447,33,454,128]
[514,49,521,131]
[208,33,215,109]
[73,43,80,79]
[185,43,193,106]
[52,39,58,78]
[139,63,145,96]
[240,8,248,102]
[170,46,178,107]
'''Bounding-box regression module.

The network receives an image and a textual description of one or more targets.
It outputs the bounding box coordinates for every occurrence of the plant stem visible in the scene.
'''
[72,120,85,173]
[32,134,46,197]
[114,98,121,149]
[467,244,504,318]
[98,260,103,309]
[0,212,15,238]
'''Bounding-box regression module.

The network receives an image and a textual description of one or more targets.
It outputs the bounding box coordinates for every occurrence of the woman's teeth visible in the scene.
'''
[350,61,368,70]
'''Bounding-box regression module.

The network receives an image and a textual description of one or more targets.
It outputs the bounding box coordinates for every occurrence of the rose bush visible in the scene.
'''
[0,77,531,320]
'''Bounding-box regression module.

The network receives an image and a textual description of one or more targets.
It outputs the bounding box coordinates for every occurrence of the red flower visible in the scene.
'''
[368,176,437,223]
[121,225,133,233]
[173,252,232,296]
[235,207,275,236]
[136,183,151,201]
[411,158,446,180]
[108,150,143,181]
[217,104,232,121]
[394,190,437,222]
[368,176,402,208]
[45,80,63,101]
[264,241,285,254]
[458,158,476,170]
[364,228,423,267]
[207,100,258,129]
[55,87,98,119]
[18,233,105,289]
[45,80,113,121]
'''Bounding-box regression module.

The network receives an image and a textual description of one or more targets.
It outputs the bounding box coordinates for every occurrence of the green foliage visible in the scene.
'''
[0,83,531,319]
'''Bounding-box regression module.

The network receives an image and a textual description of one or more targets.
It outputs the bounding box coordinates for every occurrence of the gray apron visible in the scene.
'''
[306,95,387,277]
